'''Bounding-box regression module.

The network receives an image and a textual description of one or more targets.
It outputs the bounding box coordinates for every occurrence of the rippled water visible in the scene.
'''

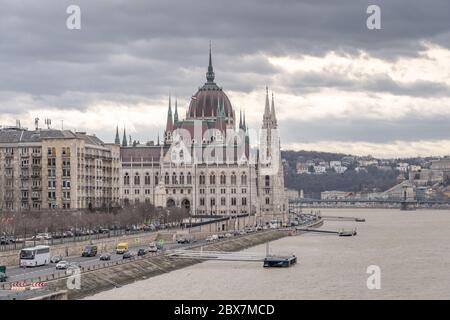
[86,209,450,300]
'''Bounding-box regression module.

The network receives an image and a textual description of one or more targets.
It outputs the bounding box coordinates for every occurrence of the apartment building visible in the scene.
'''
[0,127,120,212]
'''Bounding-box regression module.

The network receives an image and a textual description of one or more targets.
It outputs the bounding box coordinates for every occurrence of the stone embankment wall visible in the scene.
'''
[47,229,288,300]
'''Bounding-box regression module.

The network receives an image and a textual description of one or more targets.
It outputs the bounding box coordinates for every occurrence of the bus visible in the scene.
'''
[19,245,51,267]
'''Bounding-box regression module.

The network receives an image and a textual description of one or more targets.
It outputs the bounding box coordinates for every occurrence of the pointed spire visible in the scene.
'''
[174,97,179,123]
[166,94,173,132]
[271,92,277,127]
[157,132,160,146]
[114,125,120,144]
[243,112,246,130]
[206,41,215,83]
[239,110,242,129]
[122,127,128,147]
[264,86,270,115]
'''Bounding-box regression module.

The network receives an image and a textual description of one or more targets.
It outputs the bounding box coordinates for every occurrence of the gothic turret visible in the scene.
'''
[122,128,128,147]
[165,95,174,144]
[114,125,120,144]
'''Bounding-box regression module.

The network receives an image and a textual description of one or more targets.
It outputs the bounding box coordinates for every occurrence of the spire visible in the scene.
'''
[264,86,270,117]
[122,127,128,147]
[157,132,160,146]
[174,97,179,123]
[114,125,120,144]
[206,41,215,83]
[166,94,173,132]
[243,112,246,130]
[271,92,277,127]
[239,110,242,129]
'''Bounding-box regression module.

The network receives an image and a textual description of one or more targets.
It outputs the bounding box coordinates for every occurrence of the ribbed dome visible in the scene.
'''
[186,44,235,126]
[188,85,234,121]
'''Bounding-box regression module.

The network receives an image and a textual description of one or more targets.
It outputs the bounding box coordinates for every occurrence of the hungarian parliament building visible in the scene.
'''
[0,49,287,219]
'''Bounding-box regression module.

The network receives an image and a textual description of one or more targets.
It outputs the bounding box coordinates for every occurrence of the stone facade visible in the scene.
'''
[0,129,120,211]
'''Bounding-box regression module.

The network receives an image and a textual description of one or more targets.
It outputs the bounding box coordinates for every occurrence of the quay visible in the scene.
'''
[296,227,357,237]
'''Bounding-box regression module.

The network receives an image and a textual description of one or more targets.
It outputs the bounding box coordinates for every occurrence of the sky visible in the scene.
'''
[1,0,450,158]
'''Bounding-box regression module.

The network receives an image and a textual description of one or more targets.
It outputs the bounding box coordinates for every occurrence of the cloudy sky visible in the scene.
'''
[1,0,450,158]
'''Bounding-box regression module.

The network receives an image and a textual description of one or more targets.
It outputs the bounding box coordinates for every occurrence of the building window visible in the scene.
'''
[241,173,247,185]
[231,197,237,206]
[145,173,151,185]
[242,197,247,206]
[265,175,270,187]
[220,172,226,185]
[199,172,206,185]
[165,172,170,184]
[200,197,205,206]
[134,173,140,185]
[187,172,192,184]
[179,172,184,184]
[231,172,236,185]
[172,172,177,184]
[124,173,130,185]
[265,197,270,205]
[221,197,226,206]
[209,173,216,185]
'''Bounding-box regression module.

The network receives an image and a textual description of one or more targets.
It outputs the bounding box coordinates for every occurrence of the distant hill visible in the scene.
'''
[281,150,398,198]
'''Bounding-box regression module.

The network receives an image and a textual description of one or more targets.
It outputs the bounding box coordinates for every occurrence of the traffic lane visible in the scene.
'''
[5,241,191,282]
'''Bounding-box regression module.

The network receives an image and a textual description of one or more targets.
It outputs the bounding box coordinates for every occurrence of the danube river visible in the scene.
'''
[86,209,450,300]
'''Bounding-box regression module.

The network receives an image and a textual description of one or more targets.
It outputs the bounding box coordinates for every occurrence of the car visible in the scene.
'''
[137,248,147,256]
[122,251,135,259]
[205,236,213,242]
[56,261,69,270]
[100,253,111,261]
[156,242,164,250]
[224,233,233,238]
[50,255,63,263]
[218,234,225,239]
[82,245,98,257]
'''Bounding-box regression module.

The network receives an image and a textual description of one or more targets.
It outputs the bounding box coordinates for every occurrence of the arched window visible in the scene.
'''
[164,172,169,185]
[134,173,140,185]
[187,172,192,184]
[179,172,185,185]
[124,173,130,185]
[155,172,159,185]
[199,172,205,185]
[209,172,216,185]
[220,172,226,185]
[172,172,177,184]
[145,172,151,185]
[241,173,247,185]
[231,172,237,185]
[221,197,226,206]
[265,175,270,187]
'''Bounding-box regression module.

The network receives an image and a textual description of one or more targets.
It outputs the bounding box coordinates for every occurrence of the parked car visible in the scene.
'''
[56,261,69,270]
[100,253,111,261]
[206,236,213,242]
[50,255,63,263]
[225,233,233,238]
[156,242,164,250]
[137,248,147,256]
[218,234,225,239]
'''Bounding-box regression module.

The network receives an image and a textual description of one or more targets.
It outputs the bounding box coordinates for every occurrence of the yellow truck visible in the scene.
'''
[116,242,128,254]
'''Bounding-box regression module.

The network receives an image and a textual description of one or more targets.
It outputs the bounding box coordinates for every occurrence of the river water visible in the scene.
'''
[86,209,450,300]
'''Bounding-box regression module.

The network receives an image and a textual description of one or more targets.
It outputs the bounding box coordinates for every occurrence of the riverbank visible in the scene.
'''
[45,227,304,299]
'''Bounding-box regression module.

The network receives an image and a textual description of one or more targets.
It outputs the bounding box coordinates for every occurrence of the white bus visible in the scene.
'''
[19,245,51,267]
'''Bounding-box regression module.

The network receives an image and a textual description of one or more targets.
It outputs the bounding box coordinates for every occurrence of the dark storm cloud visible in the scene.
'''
[1,0,450,152]
[284,72,450,97]
[281,115,450,144]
